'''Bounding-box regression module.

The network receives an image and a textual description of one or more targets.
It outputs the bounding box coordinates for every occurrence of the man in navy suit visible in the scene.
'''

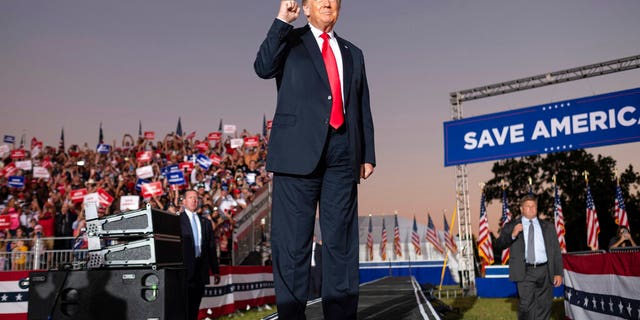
[254,0,375,319]
[180,190,220,320]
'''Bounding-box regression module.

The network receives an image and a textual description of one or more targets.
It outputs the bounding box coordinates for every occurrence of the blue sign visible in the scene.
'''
[443,87,640,166]
[167,171,185,185]
[135,178,150,192]
[97,144,111,154]
[8,176,25,188]
[196,154,212,170]
[3,135,15,144]
[161,164,180,177]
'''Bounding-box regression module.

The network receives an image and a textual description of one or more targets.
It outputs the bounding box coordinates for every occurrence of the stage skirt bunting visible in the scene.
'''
[563,252,640,320]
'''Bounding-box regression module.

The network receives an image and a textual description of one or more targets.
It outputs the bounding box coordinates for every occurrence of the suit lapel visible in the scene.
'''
[301,26,331,91]
[336,34,353,107]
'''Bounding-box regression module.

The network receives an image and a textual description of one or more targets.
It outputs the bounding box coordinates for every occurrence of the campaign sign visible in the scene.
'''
[167,170,186,185]
[144,131,155,140]
[120,195,140,211]
[179,161,194,173]
[84,193,100,207]
[0,215,10,228]
[267,120,273,130]
[15,160,32,171]
[33,166,50,179]
[135,178,150,192]
[244,136,259,147]
[196,154,212,170]
[97,144,111,154]
[141,181,164,198]
[162,164,181,177]
[136,165,154,179]
[8,176,25,188]
[0,144,10,157]
[3,135,15,144]
[136,151,153,163]
[208,132,222,141]
[97,188,115,207]
[223,124,236,134]
[210,154,222,166]
[1,163,17,178]
[443,87,640,166]
[10,149,26,159]
[230,138,243,149]
[195,141,209,153]
[70,188,88,203]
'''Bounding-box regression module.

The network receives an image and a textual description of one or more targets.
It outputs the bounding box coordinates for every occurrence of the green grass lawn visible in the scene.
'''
[439,297,565,320]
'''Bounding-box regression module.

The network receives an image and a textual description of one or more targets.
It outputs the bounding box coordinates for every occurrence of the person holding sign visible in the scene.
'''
[254,0,376,318]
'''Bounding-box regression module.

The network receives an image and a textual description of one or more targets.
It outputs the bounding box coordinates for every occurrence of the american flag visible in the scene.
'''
[366,215,374,261]
[59,127,65,152]
[393,214,402,257]
[500,189,512,265]
[586,183,600,250]
[554,184,567,253]
[478,192,494,266]
[426,214,444,254]
[411,216,422,255]
[380,218,387,261]
[614,184,629,230]
[443,212,457,254]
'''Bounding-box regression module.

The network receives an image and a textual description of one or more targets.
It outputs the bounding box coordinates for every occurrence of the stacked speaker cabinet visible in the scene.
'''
[28,268,186,320]
[85,203,183,269]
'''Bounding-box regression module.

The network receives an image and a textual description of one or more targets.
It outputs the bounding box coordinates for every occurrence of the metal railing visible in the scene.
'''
[0,236,88,271]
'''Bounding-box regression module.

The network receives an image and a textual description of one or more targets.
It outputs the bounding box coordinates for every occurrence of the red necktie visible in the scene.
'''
[320,33,344,129]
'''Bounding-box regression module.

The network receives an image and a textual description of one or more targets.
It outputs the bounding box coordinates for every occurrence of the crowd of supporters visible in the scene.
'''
[0,129,270,269]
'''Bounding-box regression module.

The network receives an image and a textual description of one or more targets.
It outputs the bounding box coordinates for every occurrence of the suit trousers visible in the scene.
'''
[271,128,359,320]
[516,265,553,320]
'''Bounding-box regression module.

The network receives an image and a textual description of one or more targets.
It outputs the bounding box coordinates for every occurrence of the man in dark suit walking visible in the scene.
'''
[495,195,563,320]
[180,190,220,320]
[254,0,375,318]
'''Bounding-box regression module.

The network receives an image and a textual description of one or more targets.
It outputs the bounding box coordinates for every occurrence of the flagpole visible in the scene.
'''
[439,207,457,290]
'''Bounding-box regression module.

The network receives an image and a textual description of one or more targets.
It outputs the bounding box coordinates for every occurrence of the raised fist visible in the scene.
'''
[277,1,300,23]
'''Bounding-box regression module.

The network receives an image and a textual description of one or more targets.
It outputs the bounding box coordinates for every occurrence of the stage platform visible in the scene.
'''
[263,276,442,320]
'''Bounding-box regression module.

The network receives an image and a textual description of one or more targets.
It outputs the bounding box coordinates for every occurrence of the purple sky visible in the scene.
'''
[2,0,639,234]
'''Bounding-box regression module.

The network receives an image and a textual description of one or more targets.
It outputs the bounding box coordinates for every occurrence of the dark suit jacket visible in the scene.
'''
[254,19,375,182]
[180,211,219,287]
[495,217,563,283]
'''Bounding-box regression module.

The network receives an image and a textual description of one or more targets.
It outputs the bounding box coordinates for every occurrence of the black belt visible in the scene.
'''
[525,261,547,268]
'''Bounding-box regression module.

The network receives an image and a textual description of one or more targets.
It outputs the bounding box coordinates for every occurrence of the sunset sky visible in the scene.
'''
[2,0,639,235]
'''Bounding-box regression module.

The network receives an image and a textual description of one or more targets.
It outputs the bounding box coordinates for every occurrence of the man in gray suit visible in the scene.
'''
[495,195,563,320]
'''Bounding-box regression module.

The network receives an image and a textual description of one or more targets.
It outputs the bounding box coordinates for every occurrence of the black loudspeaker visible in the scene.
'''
[28,268,186,320]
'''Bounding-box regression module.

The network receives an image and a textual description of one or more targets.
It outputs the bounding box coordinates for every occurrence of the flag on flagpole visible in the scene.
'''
[393,214,402,257]
[379,218,387,261]
[218,119,223,132]
[176,117,183,137]
[586,183,600,250]
[614,184,630,230]
[426,214,444,254]
[500,189,512,265]
[262,114,268,140]
[19,134,25,149]
[411,216,422,255]
[554,184,567,253]
[98,122,104,144]
[59,127,65,152]
[366,215,374,261]
[443,212,457,254]
[138,120,142,138]
[478,191,494,266]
